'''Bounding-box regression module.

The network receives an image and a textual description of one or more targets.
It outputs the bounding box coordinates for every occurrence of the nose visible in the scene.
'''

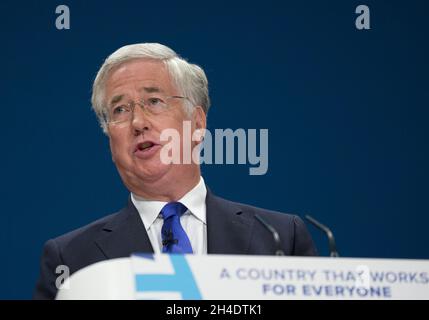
[131,104,151,135]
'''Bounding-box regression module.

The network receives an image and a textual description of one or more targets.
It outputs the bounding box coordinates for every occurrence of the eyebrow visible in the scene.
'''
[140,86,164,94]
[110,94,124,106]
[109,87,165,106]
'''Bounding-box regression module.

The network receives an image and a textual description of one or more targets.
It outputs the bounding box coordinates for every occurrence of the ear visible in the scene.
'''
[192,106,207,145]
[193,105,206,131]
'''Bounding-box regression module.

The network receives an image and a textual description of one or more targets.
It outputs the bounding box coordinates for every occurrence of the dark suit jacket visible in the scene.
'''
[33,191,317,299]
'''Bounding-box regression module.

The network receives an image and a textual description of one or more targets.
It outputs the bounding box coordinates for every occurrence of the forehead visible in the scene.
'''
[105,59,177,97]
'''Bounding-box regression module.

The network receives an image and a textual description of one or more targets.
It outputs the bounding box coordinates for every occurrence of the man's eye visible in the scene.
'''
[112,105,128,114]
[147,97,164,106]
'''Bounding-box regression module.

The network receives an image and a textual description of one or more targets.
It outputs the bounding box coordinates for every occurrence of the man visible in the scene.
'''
[33,43,317,300]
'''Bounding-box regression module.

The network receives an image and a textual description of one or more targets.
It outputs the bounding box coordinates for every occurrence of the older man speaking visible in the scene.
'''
[33,43,317,299]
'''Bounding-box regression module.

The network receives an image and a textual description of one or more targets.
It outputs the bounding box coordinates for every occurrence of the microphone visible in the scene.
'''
[255,214,285,256]
[162,230,178,246]
[305,215,339,257]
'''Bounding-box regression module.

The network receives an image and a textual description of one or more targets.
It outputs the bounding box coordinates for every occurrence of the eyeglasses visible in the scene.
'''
[107,95,188,125]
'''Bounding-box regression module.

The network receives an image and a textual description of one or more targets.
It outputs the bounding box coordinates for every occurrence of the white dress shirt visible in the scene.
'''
[131,177,207,254]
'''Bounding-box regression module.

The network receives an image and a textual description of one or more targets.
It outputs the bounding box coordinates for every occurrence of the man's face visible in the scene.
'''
[105,59,205,193]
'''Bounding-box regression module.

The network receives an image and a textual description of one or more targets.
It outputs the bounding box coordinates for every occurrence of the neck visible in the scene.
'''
[127,167,201,202]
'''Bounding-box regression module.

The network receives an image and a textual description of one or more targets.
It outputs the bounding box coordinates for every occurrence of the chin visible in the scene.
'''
[131,162,171,182]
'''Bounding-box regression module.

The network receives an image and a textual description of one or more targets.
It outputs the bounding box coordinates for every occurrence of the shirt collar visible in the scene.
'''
[131,176,207,231]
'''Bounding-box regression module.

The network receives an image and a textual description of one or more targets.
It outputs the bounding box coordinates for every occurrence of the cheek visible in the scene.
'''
[153,116,184,136]
[171,111,191,133]
[109,133,129,161]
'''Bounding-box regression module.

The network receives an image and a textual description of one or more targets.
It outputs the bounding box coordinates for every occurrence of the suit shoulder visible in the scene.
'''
[223,199,295,219]
[210,194,317,256]
[50,210,121,248]
[214,194,298,223]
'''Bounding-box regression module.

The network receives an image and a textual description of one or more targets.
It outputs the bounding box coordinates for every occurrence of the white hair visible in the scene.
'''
[91,43,210,133]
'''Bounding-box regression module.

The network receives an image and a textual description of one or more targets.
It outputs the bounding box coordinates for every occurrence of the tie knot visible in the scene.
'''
[160,202,188,220]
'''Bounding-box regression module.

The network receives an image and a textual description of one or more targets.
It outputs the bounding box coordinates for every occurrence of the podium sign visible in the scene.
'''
[56,254,429,300]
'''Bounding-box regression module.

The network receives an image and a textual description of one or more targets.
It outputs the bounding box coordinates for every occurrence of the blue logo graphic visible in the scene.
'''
[134,254,202,299]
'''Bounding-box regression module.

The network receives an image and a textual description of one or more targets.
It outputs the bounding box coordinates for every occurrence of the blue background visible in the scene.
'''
[0,0,428,299]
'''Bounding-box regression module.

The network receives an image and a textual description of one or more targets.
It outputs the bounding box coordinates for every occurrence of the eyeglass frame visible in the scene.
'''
[105,95,190,125]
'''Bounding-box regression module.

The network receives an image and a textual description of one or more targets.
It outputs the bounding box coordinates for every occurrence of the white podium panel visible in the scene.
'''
[56,254,429,300]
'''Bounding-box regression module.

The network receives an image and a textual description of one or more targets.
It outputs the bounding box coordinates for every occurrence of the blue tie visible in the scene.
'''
[160,202,193,254]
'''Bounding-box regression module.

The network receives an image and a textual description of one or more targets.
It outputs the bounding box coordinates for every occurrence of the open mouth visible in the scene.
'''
[135,141,157,153]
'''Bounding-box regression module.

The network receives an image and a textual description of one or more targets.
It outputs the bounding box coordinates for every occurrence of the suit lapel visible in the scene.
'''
[93,190,255,257]
[206,190,255,254]
[94,199,154,258]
